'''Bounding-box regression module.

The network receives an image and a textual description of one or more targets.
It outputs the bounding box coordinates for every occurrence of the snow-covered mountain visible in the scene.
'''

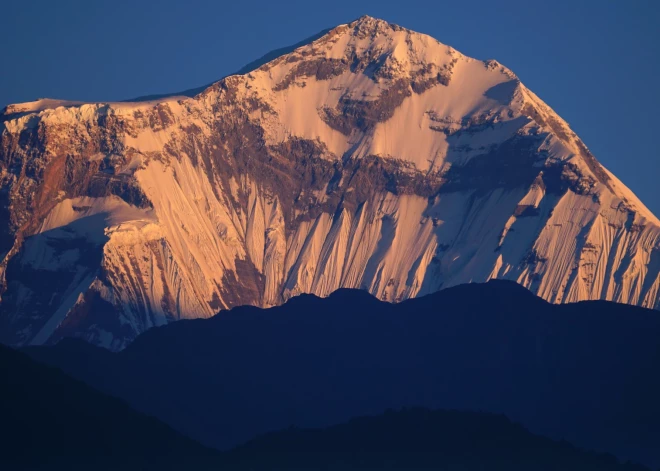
[2,16,659,349]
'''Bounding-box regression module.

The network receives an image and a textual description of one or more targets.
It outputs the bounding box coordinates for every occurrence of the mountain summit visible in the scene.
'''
[2,16,659,349]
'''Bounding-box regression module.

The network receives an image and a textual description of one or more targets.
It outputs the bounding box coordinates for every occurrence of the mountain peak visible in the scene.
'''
[348,14,407,34]
[1,17,659,350]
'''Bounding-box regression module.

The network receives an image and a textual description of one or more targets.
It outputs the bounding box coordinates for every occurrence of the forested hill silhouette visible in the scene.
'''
[25,280,660,468]
[0,345,220,470]
[225,408,649,471]
[1,343,650,470]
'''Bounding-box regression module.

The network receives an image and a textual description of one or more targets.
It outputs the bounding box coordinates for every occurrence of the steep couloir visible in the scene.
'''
[1,16,659,349]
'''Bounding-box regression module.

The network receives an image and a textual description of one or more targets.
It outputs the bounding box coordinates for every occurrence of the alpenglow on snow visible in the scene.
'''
[1,16,659,349]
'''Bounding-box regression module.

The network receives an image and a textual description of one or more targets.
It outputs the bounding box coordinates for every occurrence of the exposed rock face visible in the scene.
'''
[1,16,659,349]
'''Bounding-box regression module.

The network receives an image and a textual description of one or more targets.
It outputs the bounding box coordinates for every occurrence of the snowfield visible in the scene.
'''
[1,16,659,349]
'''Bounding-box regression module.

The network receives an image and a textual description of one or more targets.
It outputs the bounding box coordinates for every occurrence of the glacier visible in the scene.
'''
[1,16,659,349]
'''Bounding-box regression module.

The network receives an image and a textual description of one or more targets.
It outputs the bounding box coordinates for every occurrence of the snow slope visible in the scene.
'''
[1,16,659,349]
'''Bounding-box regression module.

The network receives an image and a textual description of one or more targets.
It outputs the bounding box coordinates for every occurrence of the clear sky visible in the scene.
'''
[2,0,659,214]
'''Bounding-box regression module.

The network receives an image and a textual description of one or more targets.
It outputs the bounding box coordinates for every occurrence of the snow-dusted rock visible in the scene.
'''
[2,16,659,349]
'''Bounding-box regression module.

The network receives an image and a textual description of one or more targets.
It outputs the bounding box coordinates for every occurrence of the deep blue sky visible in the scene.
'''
[2,0,659,214]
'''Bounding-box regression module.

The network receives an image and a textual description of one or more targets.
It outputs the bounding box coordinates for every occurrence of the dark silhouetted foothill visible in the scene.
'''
[25,280,660,468]
[1,343,650,470]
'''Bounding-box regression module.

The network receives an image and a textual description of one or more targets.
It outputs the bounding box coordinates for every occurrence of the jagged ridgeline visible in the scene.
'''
[1,16,659,349]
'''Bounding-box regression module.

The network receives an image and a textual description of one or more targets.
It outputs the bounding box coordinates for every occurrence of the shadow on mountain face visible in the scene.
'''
[484,79,520,104]
[125,27,333,102]
[24,280,660,468]
[0,215,110,346]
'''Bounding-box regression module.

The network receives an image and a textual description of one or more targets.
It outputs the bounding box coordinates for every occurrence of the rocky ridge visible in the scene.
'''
[1,16,659,349]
